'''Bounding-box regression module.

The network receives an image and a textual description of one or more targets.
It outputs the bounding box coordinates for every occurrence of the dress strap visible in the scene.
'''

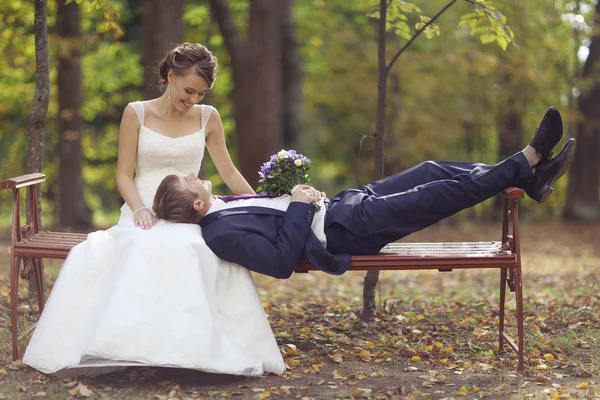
[129,101,145,126]
[200,105,214,131]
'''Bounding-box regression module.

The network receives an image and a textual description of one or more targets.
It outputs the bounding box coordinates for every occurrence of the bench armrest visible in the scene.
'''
[0,173,46,190]
[502,187,524,200]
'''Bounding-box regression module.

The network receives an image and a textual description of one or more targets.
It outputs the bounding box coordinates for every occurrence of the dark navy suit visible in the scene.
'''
[200,153,533,279]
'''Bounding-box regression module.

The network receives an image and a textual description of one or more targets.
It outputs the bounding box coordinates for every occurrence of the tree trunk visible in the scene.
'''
[26,0,50,215]
[244,0,284,188]
[141,0,184,100]
[57,0,92,231]
[363,0,389,321]
[26,0,50,296]
[565,2,600,220]
[211,0,294,188]
[281,0,302,149]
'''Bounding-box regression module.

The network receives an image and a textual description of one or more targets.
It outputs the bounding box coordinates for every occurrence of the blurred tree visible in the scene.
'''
[141,0,184,99]
[281,0,302,149]
[565,1,600,220]
[210,0,301,188]
[57,0,93,230]
[26,0,50,227]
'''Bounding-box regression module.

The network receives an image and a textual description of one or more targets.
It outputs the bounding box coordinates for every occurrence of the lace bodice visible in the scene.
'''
[127,101,211,209]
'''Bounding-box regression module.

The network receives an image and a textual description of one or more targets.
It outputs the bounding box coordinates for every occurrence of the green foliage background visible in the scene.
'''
[0,0,592,228]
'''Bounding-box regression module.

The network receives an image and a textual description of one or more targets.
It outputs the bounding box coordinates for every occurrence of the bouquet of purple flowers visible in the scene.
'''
[257,149,312,196]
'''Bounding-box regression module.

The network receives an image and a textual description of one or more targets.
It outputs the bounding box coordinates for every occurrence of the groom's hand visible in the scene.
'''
[291,185,326,204]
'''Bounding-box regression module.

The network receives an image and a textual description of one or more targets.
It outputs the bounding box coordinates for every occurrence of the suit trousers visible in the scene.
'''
[324,153,533,255]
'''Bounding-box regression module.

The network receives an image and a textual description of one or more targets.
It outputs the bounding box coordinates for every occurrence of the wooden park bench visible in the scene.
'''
[2,173,527,371]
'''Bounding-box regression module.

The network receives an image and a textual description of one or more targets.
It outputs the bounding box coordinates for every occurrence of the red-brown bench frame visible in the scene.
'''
[1,173,526,371]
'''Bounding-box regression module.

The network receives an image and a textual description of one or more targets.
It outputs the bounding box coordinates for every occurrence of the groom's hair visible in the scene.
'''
[153,175,202,224]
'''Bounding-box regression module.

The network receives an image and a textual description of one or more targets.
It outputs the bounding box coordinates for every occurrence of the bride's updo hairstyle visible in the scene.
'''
[158,42,218,88]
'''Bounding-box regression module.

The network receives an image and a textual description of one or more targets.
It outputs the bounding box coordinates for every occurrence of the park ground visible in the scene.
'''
[0,220,598,399]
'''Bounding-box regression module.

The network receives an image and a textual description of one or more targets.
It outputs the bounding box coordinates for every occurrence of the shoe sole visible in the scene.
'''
[538,139,576,204]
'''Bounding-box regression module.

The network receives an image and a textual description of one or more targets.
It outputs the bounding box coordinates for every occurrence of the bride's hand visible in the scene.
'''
[133,208,156,229]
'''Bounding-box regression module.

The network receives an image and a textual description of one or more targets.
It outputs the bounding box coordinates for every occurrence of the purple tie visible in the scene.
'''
[217,193,277,202]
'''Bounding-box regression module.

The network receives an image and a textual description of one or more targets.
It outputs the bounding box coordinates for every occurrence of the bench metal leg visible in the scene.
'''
[515,266,524,371]
[10,255,21,360]
[498,268,508,352]
[33,258,45,314]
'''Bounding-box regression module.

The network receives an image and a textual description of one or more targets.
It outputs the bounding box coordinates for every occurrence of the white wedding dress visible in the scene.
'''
[23,102,285,376]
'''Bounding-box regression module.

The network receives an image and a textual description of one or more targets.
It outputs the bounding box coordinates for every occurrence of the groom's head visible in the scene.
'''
[153,173,214,223]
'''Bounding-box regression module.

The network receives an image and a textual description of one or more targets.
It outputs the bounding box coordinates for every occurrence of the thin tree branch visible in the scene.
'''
[386,0,458,72]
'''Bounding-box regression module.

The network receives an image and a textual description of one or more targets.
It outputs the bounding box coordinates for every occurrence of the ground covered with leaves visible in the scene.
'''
[0,220,598,399]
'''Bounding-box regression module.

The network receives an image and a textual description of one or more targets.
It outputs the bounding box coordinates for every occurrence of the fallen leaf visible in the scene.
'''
[575,367,592,378]
[332,354,343,363]
[493,383,508,392]
[359,350,372,362]
[258,390,272,399]
[0,369,7,376]
[577,382,589,389]
[332,369,346,380]
[411,356,421,362]
[9,361,26,370]
[77,384,93,397]
[544,354,555,362]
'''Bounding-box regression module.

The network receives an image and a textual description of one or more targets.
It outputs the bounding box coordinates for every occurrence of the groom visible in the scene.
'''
[153,107,575,279]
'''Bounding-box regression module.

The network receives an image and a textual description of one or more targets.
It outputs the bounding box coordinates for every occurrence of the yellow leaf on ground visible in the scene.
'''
[332,354,343,363]
[434,342,443,349]
[577,382,589,389]
[544,354,555,362]
[77,384,93,397]
[0,369,7,376]
[258,390,272,399]
[287,358,299,368]
[411,356,421,362]
[359,350,372,362]
[472,385,480,393]
[332,369,346,379]
[444,347,454,354]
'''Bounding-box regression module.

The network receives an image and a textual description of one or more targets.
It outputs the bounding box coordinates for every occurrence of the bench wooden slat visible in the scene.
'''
[13,232,87,259]
[296,242,516,272]
[0,173,46,190]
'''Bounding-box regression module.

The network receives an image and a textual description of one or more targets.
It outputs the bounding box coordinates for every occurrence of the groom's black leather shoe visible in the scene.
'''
[528,106,563,160]
[525,138,576,204]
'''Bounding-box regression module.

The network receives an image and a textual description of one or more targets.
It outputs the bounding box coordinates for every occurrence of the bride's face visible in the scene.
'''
[168,69,211,112]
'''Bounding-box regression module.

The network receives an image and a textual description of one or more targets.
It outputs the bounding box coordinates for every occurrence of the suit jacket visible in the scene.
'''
[200,202,350,279]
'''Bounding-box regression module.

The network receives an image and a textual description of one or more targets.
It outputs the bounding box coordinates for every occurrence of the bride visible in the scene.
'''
[23,43,285,376]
